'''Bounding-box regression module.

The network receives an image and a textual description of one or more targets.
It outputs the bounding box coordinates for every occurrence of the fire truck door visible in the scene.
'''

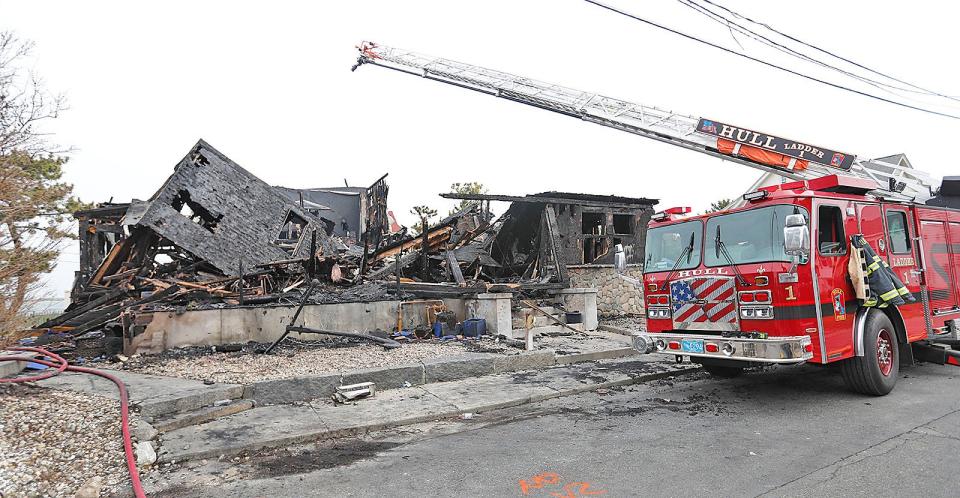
[815,201,858,361]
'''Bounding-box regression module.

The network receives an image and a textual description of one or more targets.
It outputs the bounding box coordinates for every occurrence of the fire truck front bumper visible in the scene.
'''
[631,333,814,364]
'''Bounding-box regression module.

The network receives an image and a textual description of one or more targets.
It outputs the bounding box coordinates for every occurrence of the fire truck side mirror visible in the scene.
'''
[783,214,810,259]
[614,244,627,273]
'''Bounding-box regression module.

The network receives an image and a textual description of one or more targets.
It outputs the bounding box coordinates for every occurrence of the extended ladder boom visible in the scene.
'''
[353,42,935,201]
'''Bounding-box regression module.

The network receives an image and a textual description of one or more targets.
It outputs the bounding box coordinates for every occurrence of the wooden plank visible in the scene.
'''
[89,238,127,285]
[36,288,127,329]
[542,204,568,282]
[101,267,139,282]
[520,300,581,335]
[366,251,420,280]
[370,226,452,263]
[446,250,466,285]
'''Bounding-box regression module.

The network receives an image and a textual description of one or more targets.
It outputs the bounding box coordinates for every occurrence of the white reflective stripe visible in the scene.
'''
[787,158,797,170]
[732,143,742,155]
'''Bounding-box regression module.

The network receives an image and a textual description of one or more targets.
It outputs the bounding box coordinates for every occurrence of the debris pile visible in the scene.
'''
[38,141,404,352]
[26,139,656,358]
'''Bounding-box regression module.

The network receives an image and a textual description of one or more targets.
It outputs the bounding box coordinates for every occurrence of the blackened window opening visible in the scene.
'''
[276,210,309,252]
[613,214,633,234]
[172,190,222,233]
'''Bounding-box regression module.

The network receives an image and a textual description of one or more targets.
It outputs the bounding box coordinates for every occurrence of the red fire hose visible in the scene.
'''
[0,346,147,498]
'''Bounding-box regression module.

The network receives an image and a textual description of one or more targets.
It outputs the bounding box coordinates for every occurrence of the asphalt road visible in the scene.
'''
[161,361,960,498]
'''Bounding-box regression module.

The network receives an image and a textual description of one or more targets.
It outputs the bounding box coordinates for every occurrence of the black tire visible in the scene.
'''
[703,364,744,378]
[841,312,899,395]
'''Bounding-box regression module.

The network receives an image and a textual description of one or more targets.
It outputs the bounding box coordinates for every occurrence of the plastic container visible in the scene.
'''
[462,318,487,338]
[565,311,583,324]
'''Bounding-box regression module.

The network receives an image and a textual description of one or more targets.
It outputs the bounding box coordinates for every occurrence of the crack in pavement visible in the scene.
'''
[910,426,960,442]
[818,436,914,486]
[756,406,960,497]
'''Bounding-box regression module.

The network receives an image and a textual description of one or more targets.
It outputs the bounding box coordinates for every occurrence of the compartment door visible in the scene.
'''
[919,220,957,313]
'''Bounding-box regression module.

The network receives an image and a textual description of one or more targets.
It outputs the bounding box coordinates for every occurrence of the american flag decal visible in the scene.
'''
[670,277,738,330]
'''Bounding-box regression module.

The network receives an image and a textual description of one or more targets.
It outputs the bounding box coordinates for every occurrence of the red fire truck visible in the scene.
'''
[625,174,960,395]
[354,42,960,395]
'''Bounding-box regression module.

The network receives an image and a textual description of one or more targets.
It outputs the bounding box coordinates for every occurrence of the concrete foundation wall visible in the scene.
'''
[128,297,500,355]
[132,299,435,354]
[568,265,645,317]
[126,290,604,355]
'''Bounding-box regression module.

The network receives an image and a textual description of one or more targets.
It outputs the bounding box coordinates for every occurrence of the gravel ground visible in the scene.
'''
[0,384,138,497]
[103,340,510,384]
[600,315,646,332]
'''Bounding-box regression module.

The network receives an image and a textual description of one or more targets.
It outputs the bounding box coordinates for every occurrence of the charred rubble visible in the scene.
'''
[29,140,656,356]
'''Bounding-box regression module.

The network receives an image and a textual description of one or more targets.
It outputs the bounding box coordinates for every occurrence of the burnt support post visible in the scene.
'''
[395,249,402,296]
[308,229,317,280]
[420,218,429,280]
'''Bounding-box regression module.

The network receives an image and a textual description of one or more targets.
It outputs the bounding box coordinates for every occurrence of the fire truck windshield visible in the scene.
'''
[705,205,808,266]
[644,220,702,272]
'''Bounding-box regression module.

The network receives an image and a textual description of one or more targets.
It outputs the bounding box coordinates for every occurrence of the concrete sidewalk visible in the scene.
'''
[158,356,697,463]
[37,369,243,419]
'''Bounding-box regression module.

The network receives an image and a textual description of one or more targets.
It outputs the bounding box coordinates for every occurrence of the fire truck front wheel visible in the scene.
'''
[841,312,899,396]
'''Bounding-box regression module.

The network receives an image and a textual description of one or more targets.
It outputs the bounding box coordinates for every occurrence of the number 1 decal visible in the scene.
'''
[785,285,797,301]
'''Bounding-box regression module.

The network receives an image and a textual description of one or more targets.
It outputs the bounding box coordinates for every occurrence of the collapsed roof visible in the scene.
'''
[119,139,336,276]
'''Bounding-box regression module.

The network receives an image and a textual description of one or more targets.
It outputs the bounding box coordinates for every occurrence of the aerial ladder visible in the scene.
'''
[351,42,936,202]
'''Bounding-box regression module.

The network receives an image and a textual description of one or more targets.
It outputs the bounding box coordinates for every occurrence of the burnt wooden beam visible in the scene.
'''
[69,285,181,335]
[542,204,568,282]
[36,288,128,329]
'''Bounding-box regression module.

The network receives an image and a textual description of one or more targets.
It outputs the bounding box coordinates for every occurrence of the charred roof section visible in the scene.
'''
[122,140,336,275]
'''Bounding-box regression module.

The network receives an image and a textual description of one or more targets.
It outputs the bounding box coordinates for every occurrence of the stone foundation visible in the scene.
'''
[568,265,645,317]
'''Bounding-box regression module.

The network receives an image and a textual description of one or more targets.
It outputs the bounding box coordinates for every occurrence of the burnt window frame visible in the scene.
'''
[817,204,847,256]
[885,209,912,255]
[581,211,606,235]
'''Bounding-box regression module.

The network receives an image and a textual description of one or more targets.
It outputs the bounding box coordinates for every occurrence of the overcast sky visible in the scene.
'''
[3,0,957,305]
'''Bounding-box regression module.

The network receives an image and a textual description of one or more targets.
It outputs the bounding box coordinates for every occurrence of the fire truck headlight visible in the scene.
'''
[740,306,774,319]
[647,307,670,319]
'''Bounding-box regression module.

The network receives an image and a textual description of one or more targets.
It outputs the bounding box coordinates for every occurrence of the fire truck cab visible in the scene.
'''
[622,174,960,395]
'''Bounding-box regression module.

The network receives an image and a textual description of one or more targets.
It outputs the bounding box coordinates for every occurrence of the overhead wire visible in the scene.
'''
[583,0,960,120]
[675,0,951,104]
[694,0,960,101]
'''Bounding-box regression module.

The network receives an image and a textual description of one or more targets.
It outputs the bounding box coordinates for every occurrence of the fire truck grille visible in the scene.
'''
[669,276,739,331]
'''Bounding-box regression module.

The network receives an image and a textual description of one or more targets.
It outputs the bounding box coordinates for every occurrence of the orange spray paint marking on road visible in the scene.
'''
[519,472,560,495]
[519,473,606,497]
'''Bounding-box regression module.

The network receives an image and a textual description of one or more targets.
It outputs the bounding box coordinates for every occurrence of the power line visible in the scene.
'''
[676,0,951,104]
[583,0,960,120]
[694,0,960,101]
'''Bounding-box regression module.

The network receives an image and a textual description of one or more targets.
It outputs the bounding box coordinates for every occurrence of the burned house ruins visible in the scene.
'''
[442,192,656,315]
[36,140,657,355]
